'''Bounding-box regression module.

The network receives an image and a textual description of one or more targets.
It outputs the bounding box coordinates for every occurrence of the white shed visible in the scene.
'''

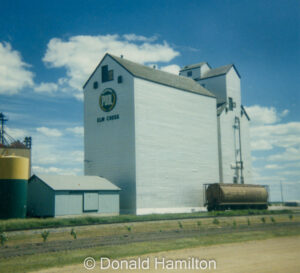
[28,175,120,217]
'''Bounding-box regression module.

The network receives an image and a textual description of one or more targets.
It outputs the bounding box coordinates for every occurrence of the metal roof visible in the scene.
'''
[84,53,215,98]
[30,175,120,191]
[179,62,209,72]
[197,64,241,80]
[110,54,215,98]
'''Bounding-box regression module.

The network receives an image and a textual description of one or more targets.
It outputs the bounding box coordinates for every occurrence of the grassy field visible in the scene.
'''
[2,213,298,247]
[1,223,300,273]
[0,213,299,273]
[0,209,293,232]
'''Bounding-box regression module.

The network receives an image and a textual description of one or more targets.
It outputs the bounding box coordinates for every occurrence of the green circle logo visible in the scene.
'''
[99,88,117,112]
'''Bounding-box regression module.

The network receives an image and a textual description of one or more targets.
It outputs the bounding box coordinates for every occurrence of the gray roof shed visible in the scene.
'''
[30,175,120,191]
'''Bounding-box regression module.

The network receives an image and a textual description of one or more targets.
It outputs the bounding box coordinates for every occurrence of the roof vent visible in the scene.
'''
[120,55,123,58]
[153,65,156,69]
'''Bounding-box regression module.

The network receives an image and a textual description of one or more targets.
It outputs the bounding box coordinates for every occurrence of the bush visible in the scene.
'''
[247,218,251,226]
[261,217,266,224]
[126,226,132,232]
[0,232,8,246]
[232,220,237,228]
[70,228,77,239]
[270,217,276,224]
[289,214,293,221]
[178,221,183,229]
[41,230,49,243]
[197,221,201,227]
[212,218,219,225]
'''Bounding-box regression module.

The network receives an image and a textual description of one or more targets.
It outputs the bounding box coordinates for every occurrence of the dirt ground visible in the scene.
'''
[35,235,300,273]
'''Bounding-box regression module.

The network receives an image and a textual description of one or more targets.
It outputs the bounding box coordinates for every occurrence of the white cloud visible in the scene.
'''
[5,127,29,140]
[0,42,34,94]
[160,64,180,75]
[34,82,58,93]
[31,125,83,170]
[277,169,300,177]
[280,109,289,118]
[250,122,300,151]
[265,164,283,170]
[70,150,84,163]
[267,147,300,162]
[251,139,273,151]
[42,34,180,98]
[36,127,62,137]
[245,105,288,125]
[32,140,82,166]
[246,105,299,152]
[74,93,84,101]
[66,126,84,136]
[248,105,300,201]
[32,165,81,176]
[123,34,158,42]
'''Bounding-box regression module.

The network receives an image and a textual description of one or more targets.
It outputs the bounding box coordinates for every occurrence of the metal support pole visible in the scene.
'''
[280,181,284,205]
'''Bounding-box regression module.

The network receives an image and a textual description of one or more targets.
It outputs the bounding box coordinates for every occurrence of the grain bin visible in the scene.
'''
[0,155,29,219]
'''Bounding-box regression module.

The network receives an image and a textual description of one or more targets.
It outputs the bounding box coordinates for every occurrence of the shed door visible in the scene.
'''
[83,192,99,211]
[99,193,119,214]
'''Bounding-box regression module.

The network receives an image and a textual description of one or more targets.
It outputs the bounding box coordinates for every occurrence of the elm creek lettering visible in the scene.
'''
[97,114,120,123]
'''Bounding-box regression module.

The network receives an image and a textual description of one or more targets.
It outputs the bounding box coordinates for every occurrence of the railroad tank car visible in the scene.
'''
[205,183,268,211]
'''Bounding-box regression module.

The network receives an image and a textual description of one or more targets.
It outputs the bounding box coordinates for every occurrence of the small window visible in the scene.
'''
[228,97,234,111]
[102,65,108,82]
[102,65,114,83]
[187,71,192,77]
[93,81,98,89]
[118,75,123,83]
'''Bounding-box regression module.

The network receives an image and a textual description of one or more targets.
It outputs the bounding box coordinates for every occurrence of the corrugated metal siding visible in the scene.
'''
[226,68,241,114]
[240,115,253,183]
[99,193,119,214]
[27,177,54,217]
[218,111,237,183]
[84,55,136,214]
[134,78,219,214]
[83,192,99,211]
[55,192,83,216]
[217,68,252,184]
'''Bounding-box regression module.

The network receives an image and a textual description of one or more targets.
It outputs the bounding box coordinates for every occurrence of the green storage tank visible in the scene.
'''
[0,155,29,219]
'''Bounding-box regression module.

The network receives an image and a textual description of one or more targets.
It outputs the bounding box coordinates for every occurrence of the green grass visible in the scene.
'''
[0,209,293,232]
[212,218,220,225]
[1,225,299,273]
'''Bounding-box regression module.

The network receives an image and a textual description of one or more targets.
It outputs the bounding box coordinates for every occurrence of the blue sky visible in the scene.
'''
[0,0,299,201]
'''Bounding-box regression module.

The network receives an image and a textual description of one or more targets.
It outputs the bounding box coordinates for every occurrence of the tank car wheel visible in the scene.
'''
[207,206,213,212]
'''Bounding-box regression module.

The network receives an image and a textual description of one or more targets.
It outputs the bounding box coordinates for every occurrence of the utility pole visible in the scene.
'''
[280,181,284,205]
